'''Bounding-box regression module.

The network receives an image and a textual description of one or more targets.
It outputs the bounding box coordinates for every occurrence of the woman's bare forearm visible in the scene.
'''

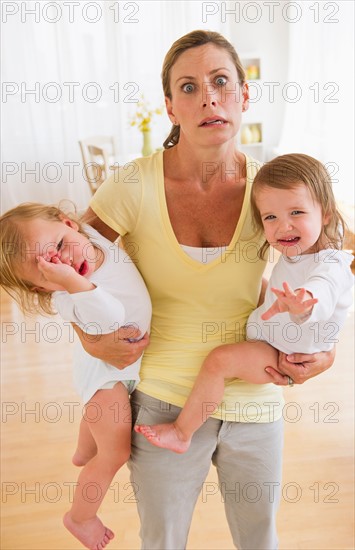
[72,324,149,369]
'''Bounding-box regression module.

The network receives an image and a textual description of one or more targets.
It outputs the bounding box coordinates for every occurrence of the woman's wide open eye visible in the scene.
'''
[215,75,228,86]
[182,83,195,93]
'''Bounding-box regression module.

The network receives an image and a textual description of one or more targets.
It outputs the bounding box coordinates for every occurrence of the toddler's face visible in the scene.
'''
[255,183,329,257]
[17,218,99,291]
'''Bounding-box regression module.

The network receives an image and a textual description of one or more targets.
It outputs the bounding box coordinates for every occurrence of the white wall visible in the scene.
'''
[226,5,290,159]
[1,1,353,210]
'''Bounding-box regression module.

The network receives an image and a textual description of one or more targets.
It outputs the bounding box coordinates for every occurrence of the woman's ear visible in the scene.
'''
[241,82,250,113]
[165,96,178,125]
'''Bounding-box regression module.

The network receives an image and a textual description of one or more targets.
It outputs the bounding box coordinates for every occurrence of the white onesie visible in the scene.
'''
[247,249,353,354]
[53,226,152,403]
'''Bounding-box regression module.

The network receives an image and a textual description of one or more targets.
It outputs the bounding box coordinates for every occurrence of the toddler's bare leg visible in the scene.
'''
[64,382,132,549]
[72,417,97,466]
[135,341,278,453]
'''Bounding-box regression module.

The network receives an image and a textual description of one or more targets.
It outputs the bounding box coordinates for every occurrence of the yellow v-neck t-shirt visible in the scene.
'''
[90,151,284,422]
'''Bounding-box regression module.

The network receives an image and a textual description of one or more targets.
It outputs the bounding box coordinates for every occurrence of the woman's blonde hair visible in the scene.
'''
[0,202,84,315]
[162,30,246,149]
[250,153,346,259]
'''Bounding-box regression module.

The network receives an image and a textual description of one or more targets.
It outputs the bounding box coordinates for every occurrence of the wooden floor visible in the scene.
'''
[1,289,354,550]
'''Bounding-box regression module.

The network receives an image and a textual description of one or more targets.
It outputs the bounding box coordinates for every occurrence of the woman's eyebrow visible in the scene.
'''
[175,67,231,84]
[209,67,231,75]
[175,75,195,83]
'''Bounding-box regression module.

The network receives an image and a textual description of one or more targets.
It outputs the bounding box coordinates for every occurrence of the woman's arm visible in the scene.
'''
[265,347,336,385]
[72,324,150,369]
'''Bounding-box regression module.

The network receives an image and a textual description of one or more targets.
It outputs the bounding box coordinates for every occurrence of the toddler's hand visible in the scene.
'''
[261,281,318,321]
[37,255,78,286]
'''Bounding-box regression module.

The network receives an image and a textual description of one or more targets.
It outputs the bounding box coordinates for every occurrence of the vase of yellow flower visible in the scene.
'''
[142,129,152,157]
[131,96,163,157]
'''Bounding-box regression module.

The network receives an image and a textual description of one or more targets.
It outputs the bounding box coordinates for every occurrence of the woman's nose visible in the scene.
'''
[202,84,217,107]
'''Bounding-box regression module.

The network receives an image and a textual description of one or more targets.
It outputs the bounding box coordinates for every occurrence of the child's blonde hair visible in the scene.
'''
[250,153,346,259]
[0,202,84,315]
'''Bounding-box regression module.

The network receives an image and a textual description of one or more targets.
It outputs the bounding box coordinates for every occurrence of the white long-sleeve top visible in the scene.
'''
[54,226,152,403]
[247,249,353,354]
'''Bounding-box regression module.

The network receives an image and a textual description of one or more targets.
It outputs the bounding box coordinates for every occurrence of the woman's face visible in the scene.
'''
[166,43,249,148]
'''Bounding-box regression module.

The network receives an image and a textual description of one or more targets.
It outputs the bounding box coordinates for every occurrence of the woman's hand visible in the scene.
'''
[265,347,336,386]
[72,324,150,369]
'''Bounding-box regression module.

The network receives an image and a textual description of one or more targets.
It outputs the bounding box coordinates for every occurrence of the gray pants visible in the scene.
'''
[128,391,284,550]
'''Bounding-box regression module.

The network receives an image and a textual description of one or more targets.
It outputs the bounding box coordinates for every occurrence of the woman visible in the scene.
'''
[80,30,334,549]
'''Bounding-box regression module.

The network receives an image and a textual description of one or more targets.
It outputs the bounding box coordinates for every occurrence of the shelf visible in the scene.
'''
[241,57,261,80]
[240,122,263,145]
[240,55,264,162]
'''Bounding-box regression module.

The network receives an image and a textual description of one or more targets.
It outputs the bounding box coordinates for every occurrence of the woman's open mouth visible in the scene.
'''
[199,117,227,127]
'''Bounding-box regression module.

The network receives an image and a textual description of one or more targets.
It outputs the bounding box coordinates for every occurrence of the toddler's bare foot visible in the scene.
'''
[63,511,114,550]
[134,423,191,453]
[72,448,97,467]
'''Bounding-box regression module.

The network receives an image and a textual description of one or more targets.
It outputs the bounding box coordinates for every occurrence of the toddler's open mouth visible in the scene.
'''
[78,261,88,276]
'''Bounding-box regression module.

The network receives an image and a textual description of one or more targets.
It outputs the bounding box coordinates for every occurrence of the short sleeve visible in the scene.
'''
[90,158,144,236]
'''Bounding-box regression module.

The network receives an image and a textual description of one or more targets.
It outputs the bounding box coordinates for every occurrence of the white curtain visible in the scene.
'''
[1,0,226,213]
[2,1,353,212]
[276,0,354,206]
